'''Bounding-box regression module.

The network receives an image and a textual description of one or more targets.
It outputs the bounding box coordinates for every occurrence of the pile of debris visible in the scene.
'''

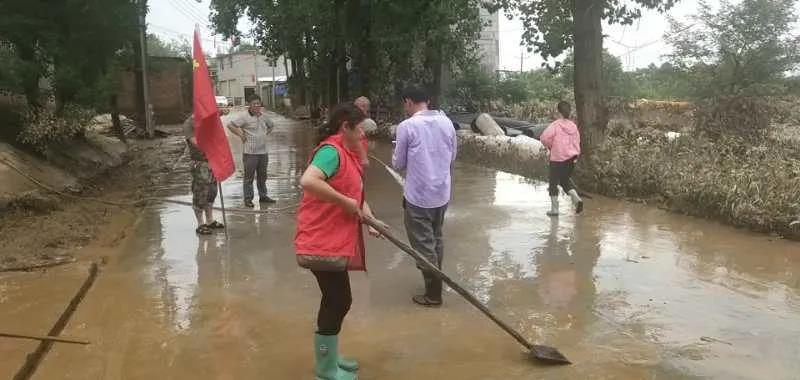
[365,113,549,180]
[88,114,138,137]
[470,113,549,139]
[459,133,548,178]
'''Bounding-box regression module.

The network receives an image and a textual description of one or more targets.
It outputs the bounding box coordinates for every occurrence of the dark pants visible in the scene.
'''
[548,159,576,197]
[312,270,352,336]
[403,199,448,301]
[243,153,268,201]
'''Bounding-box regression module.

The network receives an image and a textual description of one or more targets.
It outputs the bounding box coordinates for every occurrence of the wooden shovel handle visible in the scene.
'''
[0,332,89,345]
[362,215,534,350]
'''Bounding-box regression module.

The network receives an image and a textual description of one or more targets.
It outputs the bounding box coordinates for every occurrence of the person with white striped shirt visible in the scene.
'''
[227,95,276,207]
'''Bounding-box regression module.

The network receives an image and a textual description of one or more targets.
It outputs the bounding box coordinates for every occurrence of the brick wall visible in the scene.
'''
[118,57,191,125]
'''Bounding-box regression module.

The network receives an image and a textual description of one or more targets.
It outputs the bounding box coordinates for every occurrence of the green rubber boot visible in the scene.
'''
[338,356,359,372]
[314,334,357,380]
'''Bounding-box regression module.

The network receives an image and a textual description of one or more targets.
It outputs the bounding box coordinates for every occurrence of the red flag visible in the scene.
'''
[193,29,235,181]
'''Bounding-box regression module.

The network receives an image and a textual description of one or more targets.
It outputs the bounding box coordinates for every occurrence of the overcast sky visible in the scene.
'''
[148,0,798,71]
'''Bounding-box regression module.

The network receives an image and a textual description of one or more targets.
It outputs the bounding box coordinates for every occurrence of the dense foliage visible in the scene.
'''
[210,0,484,110]
[0,0,140,109]
[667,0,800,98]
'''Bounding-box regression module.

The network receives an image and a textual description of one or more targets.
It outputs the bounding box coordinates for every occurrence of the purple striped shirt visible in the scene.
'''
[392,110,457,208]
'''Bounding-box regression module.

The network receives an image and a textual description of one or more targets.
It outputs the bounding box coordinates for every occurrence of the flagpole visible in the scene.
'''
[218,182,229,241]
[194,24,234,243]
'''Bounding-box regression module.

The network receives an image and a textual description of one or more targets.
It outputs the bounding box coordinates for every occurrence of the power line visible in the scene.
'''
[166,0,208,26]
[150,24,218,47]
[174,0,205,18]
[167,0,205,23]
[149,24,189,36]
[608,22,695,52]
[174,0,207,22]
[150,23,218,41]
[150,24,196,39]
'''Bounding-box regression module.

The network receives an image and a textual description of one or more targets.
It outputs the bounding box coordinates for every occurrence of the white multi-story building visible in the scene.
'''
[477,7,500,73]
[215,50,291,107]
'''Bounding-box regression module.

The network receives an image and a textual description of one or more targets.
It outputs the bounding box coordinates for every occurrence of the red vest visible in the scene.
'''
[295,134,366,271]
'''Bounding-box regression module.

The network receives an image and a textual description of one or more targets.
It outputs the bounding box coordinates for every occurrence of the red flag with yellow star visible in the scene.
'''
[193,29,234,181]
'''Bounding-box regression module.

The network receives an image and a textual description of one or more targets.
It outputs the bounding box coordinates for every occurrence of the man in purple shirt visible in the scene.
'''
[393,85,457,307]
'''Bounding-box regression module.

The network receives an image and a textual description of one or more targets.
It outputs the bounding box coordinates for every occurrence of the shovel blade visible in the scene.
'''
[529,345,571,365]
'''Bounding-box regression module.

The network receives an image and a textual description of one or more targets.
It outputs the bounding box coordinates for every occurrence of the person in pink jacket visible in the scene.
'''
[540,101,583,216]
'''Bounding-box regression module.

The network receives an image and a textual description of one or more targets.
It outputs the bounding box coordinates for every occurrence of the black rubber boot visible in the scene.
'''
[427,274,443,303]
[412,271,442,307]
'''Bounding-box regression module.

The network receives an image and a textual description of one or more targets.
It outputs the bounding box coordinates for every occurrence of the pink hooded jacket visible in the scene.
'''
[540,118,581,162]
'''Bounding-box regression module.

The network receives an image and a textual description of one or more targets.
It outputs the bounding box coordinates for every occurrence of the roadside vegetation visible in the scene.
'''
[1,0,191,151]
[1,0,798,238]
[448,0,800,239]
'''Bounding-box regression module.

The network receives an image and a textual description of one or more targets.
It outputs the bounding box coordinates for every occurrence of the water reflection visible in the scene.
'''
[34,115,799,379]
[192,235,249,379]
[493,171,546,208]
[154,205,200,331]
[145,112,309,333]
[590,201,800,378]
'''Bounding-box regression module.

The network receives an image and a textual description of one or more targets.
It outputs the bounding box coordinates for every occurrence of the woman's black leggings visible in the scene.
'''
[548,158,576,196]
[312,270,352,336]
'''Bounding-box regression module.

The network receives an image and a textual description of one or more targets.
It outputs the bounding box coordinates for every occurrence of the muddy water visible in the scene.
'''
[2,113,799,379]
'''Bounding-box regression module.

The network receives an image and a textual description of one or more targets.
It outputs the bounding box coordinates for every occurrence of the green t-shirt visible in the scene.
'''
[310,145,340,178]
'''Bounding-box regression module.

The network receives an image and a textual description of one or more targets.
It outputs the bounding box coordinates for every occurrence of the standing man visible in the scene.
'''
[354,96,377,167]
[227,95,276,207]
[183,114,225,235]
[392,85,457,307]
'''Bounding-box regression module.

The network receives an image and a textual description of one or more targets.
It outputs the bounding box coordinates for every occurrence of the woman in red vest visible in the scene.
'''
[296,103,386,380]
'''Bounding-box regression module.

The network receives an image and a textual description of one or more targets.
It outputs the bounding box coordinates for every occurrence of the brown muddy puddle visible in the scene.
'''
[1,114,799,379]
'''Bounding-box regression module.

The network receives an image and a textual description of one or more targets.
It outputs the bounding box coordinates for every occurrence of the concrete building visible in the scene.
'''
[477,7,500,73]
[215,50,291,107]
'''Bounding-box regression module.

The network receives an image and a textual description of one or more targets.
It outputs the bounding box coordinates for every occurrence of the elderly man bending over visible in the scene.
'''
[354,96,377,167]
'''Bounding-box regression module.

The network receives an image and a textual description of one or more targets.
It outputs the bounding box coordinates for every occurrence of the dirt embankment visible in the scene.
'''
[0,126,186,271]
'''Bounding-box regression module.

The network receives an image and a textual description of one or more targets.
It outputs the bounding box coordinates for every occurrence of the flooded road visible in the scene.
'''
[2,113,799,379]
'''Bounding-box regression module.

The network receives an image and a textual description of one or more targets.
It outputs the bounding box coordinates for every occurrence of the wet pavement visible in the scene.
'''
[2,113,799,379]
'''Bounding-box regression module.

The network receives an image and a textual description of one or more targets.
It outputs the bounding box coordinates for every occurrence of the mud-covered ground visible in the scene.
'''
[2,114,799,379]
[0,125,186,272]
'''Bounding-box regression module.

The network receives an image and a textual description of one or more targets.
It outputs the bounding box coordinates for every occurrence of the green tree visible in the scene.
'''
[487,0,679,154]
[559,50,635,99]
[787,75,800,95]
[0,0,139,109]
[667,0,800,98]
[0,0,57,106]
[0,42,25,94]
[147,34,191,58]
[446,63,496,112]
[210,0,484,109]
[495,73,530,104]
[521,69,569,101]
[627,63,692,100]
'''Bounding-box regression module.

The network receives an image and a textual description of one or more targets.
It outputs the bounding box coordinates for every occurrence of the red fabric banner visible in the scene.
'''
[193,30,234,181]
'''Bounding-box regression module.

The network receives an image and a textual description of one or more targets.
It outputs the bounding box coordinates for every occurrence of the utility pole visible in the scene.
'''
[515,48,531,74]
[271,60,276,110]
[253,50,259,101]
[137,0,153,138]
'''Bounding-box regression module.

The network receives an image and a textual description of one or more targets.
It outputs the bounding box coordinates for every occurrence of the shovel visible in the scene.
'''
[362,215,571,365]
